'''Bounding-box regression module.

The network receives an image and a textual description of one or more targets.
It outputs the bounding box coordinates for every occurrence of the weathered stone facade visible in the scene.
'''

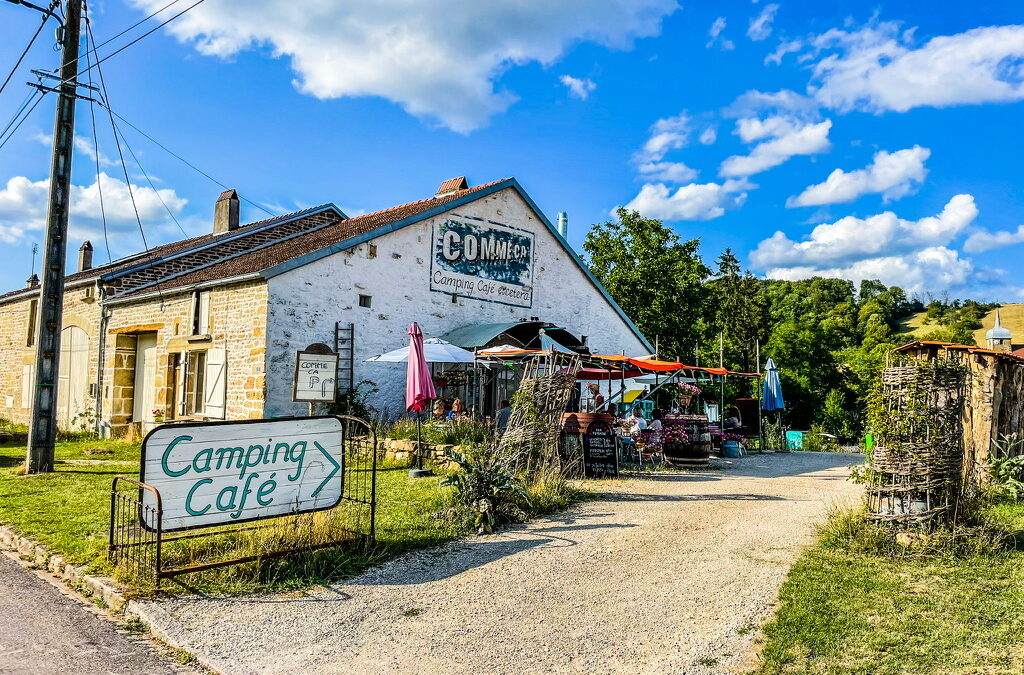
[0,279,268,436]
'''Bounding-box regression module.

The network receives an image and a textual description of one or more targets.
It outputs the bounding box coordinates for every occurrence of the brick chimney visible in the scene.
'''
[26,273,38,288]
[78,240,93,272]
[435,176,469,198]
[214,189,240,234]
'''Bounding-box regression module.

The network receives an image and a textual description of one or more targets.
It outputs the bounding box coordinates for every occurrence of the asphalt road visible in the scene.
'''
[0,553,190,675]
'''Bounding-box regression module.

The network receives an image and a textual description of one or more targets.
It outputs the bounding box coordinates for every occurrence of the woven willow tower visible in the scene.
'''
[498,352,582,477]
[866,359,966,526]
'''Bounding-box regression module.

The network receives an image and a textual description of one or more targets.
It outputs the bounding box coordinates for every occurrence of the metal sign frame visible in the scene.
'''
[111,415,378,588]
[138,415,345,533]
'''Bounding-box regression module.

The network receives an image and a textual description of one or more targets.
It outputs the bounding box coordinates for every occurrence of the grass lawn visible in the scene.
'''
[0,439,465,593]
[754,504,1024,674]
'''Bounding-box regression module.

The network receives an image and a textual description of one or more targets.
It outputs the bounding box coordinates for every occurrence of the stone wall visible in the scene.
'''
[0,284,101,427]
[264,186,650,418]
[103,280,269,435]
[0,278,269,435]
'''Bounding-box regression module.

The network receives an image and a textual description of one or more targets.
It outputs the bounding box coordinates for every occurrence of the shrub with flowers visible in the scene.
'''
[715,431,748,447]
[679,383,701,396]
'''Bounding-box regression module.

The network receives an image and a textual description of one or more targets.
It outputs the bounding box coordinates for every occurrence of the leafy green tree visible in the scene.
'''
[584,208,711,360]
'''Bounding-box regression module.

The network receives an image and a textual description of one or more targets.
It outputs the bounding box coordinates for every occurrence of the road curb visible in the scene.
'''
[0,523,223,674]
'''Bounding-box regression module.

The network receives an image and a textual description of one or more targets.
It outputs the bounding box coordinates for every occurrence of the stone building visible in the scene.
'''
[897,336,1024,484]
[0,177,649,436]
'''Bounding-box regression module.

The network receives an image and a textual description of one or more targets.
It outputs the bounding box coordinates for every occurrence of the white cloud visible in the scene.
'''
[765,39,802,65]
[707,17,735,50]
[810,22,1024,113]
[763,246,976,296]
[637,161,698,183]
[559,75,597,100]
[964,225,1024,253]
[698,126,717,145]
[131,0,678,133]
[747,3,779,41]
[0,173,187,245]
[751,194,977,269]
[787,145,930,207]
[725,88,819,117]
[619,179,750,221]
[720,118,832,177]
[635,113,690,163]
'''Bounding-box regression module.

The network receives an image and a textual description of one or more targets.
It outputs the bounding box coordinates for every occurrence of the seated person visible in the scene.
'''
[723,407,742,431]
[626,407,648,435]
[447,398,469,420]
[431,400,447,420]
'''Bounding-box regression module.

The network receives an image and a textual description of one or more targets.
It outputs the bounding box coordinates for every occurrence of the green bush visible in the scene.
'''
[425,419,490,446]
[441,444,529,534]
[802,423,839,452]
[990,433,1024,500]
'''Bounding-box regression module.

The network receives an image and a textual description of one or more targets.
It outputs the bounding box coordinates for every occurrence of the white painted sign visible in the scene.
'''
[140,417,344,532]
[293,350,339,402]
[430,218,535,308]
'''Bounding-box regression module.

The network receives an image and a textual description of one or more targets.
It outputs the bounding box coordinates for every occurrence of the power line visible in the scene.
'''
[113,120,189,238]
[82,7,110,262]
[69,0,208,83]
[0,88,45,152]
[103,106,278,218]
[0,1,57,98]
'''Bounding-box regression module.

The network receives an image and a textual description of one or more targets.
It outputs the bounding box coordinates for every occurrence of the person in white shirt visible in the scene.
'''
[626,407,648,435]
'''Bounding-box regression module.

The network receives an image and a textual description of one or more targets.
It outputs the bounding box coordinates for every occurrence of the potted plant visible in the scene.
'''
[678,383,701,410]
[719,432,746,458]
[152,408,165,423]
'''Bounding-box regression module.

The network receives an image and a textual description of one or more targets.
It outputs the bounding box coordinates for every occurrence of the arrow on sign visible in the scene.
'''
[311,441,340,498]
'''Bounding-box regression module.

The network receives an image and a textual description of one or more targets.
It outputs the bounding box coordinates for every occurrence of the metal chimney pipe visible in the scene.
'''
[556,211,568,238]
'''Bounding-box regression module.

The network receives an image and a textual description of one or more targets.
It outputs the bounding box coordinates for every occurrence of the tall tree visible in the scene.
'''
[584,208,710,360]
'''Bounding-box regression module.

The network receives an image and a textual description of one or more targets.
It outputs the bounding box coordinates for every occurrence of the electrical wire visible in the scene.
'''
[0,88,45,152]
[70,0,208,83]
[113,121,189,238]
[82,5,110,263]
[87,11,167,305]
[0,1,56,98]
[103,107,278,218]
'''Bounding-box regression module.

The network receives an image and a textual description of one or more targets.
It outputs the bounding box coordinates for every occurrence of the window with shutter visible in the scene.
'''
[203,348,227,419]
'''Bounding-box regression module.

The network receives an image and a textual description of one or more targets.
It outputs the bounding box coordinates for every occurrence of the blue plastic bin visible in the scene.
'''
[785,430,804,451]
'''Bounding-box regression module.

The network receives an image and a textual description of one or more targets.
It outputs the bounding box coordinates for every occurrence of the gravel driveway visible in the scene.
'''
[136,451,862,674]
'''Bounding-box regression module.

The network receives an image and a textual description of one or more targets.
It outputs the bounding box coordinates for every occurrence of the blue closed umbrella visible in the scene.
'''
[762,358,784,411]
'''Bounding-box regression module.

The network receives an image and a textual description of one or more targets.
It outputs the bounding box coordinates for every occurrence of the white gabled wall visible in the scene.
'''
[264,187,648,417]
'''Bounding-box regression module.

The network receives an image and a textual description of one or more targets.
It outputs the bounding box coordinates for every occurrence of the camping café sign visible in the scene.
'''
[430,218,535,308]
[140,417,344,531]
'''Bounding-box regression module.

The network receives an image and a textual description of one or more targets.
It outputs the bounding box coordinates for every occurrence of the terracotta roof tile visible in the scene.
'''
[112,179,509,300]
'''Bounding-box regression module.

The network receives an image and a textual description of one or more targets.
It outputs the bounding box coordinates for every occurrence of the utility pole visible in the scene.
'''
[25,0,83,474]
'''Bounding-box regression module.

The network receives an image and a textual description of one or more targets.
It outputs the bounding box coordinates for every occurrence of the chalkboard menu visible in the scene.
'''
[583,419,618,478]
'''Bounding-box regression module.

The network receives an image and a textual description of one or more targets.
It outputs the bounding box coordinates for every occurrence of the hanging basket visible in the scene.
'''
[678,394,694,409]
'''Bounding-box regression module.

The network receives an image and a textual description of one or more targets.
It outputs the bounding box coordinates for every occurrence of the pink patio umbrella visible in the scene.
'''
[405,322,437,475]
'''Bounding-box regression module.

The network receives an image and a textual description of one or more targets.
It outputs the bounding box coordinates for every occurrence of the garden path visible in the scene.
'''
[136,451,861,674]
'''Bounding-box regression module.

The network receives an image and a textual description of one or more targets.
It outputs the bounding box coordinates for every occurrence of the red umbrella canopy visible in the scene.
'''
[405,322,437,412]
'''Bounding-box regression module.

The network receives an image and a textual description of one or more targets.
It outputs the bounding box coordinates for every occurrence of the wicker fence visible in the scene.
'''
[866,360,966,526]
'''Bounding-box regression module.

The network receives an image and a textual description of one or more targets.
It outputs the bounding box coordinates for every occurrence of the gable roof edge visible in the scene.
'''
[260,179,653,352]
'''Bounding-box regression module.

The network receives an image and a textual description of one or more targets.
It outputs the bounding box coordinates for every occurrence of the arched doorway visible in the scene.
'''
[57,326,90,430]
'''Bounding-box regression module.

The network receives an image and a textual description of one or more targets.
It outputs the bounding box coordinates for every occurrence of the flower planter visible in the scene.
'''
[722,440,742,458]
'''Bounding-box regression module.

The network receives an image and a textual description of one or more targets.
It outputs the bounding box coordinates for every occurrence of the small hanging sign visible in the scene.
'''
[293,343,338,403]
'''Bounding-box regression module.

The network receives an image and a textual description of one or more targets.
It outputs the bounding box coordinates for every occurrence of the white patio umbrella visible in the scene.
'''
[365,337,475,363]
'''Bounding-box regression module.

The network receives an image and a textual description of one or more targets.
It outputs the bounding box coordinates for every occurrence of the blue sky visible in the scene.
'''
[1,0,1023,299]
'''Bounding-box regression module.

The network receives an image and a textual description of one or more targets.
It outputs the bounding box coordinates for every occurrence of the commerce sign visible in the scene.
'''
[430,218,535,308]
[293,344,338,403]
[140,417,344,532]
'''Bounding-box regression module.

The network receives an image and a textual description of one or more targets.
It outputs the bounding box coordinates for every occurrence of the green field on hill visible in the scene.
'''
[901,303,1024,345]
